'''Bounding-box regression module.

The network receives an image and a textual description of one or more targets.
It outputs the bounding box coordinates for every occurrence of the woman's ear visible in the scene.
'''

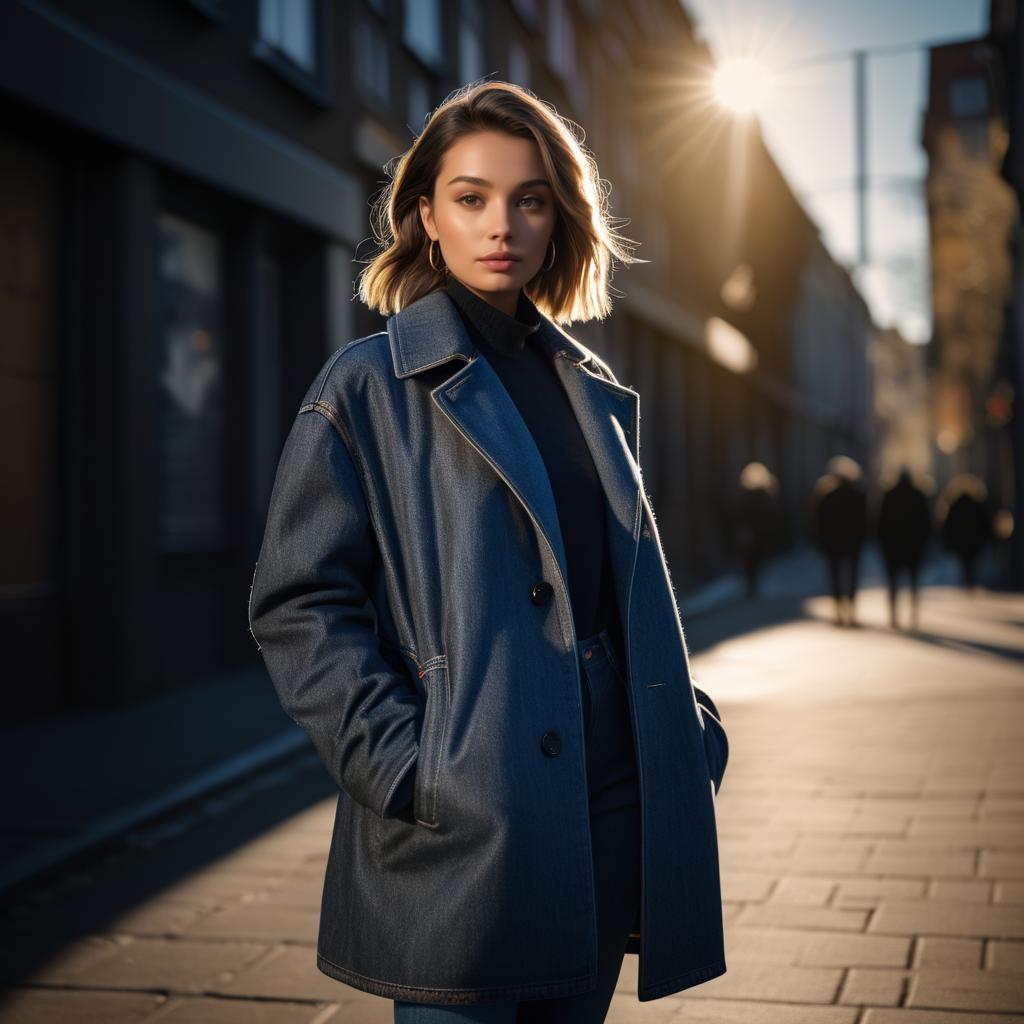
[419,196,437,242]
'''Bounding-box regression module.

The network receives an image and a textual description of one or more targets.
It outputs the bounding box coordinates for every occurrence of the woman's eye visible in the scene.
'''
[456,195,544,208]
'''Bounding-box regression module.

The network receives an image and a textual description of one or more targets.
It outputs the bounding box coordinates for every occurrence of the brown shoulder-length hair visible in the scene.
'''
[356,79,644,324]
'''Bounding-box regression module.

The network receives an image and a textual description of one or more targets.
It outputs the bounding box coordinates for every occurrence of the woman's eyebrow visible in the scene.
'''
[446,175,551,189]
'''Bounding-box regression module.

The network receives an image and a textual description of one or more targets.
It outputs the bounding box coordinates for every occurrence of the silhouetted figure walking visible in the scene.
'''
[875,467,931,631]
[810,456,867,626]
[735,462,783,599]
[938,475,994,590]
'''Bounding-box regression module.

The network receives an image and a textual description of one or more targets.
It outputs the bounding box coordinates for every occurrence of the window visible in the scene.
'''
[259,0,316,73]
[510,0,539,31]
[546,0,576,85]
[459,0,486,85]
[949,76,988,119]
[183,0,225,22]
[354,15,390,106]
[409,75,433,134]
[570,47,590,116]
[156,213,225,551]
[253,0,334,106]
[403,0,444,70]
[508,38,531,89]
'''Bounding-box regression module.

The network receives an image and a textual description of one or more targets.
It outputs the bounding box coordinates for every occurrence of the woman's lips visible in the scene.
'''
[479,258,518,272]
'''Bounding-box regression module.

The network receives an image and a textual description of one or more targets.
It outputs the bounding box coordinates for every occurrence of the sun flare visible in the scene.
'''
[712,58,774,115]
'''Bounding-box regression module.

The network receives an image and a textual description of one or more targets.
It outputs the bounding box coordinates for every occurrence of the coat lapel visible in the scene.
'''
[540,332,643,634]
[433,353,571,587]
[387,288,642,641]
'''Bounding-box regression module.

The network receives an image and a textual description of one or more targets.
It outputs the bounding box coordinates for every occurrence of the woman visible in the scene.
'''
[248,81,729,1023]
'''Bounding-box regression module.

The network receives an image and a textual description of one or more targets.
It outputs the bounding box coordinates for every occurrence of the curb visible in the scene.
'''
[0,728,310,902]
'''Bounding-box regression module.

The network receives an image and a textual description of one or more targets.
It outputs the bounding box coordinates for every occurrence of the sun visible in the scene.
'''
[712,57,774,115]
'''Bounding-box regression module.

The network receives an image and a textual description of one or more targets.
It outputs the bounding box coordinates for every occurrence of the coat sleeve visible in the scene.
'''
[248,399,422,820]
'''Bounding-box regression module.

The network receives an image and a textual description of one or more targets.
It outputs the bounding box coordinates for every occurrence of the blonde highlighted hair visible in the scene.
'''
[356,80,643,324]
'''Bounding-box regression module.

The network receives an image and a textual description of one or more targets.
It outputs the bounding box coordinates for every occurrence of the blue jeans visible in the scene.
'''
[394,625,642,1023]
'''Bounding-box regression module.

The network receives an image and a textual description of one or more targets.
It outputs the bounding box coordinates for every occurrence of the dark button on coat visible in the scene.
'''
[247,288,730,1005]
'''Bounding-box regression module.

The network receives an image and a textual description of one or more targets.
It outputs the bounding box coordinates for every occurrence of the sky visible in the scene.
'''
[680,0,990,343]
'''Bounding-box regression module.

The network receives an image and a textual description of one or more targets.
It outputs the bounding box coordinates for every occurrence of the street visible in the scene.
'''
[2,581,1023,1022]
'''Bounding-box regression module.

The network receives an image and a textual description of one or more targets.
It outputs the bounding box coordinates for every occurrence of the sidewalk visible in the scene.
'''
[680,540,990,617]
[1,554,1021,1020]
[628,580,1024,1022]
[0,667,310,897]
[0,541,833,902]
[0,542,997,901]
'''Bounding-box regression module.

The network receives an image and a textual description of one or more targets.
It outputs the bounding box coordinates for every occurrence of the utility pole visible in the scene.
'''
[775,34,970,273]
[854,49,868,266]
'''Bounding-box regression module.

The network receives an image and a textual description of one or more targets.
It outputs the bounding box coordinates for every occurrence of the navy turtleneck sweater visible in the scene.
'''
[443,275,622,653]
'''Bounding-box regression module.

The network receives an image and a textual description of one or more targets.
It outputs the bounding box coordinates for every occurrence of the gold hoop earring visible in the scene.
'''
[429,239,446,274]
[543,238,556,272]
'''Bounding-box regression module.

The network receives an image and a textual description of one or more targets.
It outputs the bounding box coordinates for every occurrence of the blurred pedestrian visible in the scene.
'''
[810,456,868,626]
[937,474,994,590]
[735,462,782,598]
[874,467,931,631]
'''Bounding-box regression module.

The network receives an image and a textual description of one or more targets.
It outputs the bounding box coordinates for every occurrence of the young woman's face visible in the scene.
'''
[419,130,557,315]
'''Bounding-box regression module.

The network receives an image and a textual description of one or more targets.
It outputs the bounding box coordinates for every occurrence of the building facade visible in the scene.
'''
[990,0,1024,586]
[0,0,873,720]
[921,32,1017,573]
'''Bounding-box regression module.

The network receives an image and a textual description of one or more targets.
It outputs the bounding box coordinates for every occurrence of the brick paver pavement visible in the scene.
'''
[1,583,1022,1022]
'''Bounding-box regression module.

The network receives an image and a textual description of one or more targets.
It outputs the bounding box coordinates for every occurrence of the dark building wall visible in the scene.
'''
[0,17,342,716]
[0,118,65,718]
[42,0,351,167]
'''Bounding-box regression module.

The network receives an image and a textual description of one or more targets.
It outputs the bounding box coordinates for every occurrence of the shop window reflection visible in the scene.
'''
[156,212,224,551]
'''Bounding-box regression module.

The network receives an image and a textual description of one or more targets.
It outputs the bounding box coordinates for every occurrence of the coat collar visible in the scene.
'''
[387,287,597,380]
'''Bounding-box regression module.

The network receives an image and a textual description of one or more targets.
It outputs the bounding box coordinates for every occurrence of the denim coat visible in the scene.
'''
[247,287,730,1004]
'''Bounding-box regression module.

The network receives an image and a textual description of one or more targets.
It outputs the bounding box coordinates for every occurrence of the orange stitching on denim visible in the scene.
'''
[417,655,447,678]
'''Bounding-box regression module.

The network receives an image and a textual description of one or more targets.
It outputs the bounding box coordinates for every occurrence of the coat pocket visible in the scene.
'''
[414,655,450,828]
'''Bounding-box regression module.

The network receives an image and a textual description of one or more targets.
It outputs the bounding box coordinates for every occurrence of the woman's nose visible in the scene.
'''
[487,206,515,237]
